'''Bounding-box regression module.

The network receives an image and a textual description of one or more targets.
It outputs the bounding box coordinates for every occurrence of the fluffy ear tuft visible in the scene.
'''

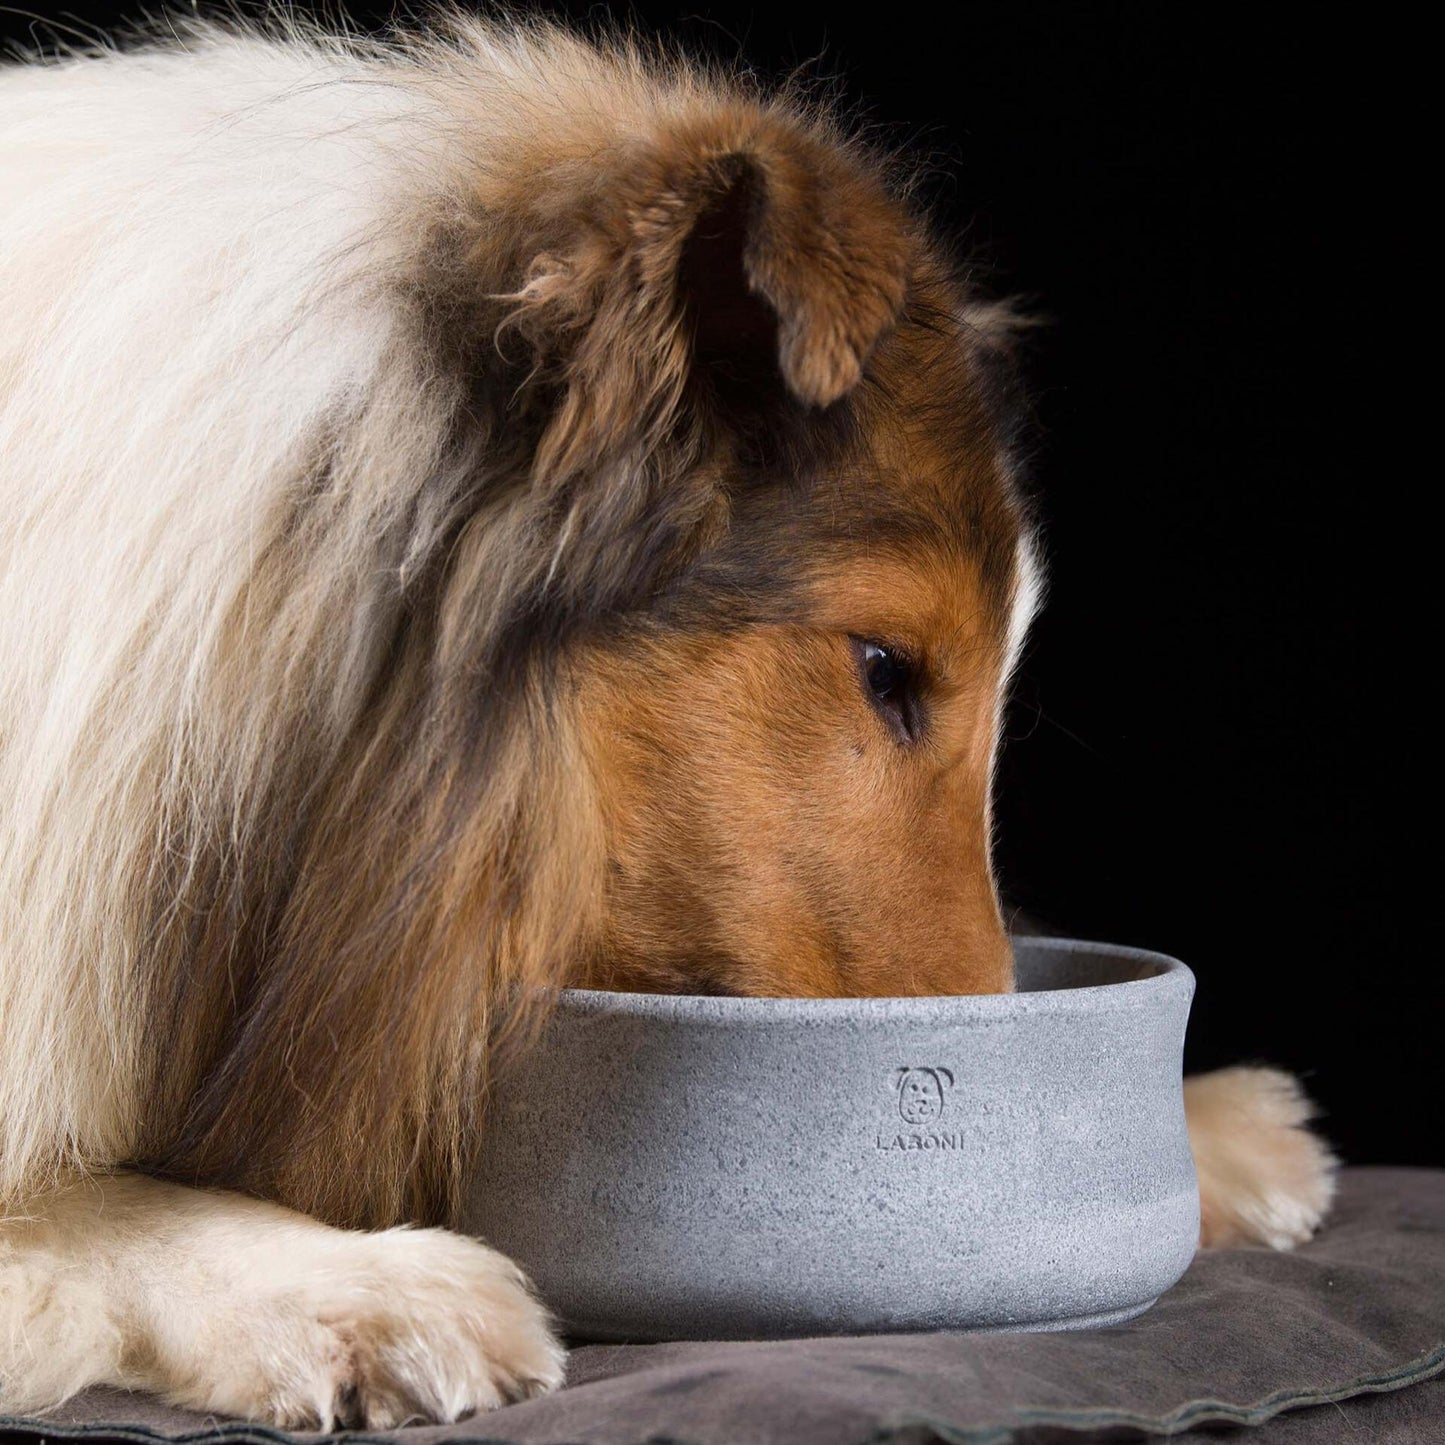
[508,106,917,491]
[678,139,914,407]
[468,94,919,622]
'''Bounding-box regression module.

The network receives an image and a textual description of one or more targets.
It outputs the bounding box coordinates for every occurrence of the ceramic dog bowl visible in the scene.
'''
[463,937,1198,1340]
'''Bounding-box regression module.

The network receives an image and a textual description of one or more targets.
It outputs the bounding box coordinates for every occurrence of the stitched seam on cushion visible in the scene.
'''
[867,1339,1445,1444]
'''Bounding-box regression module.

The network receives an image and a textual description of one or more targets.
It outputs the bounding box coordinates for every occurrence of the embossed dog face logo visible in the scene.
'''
[896,1067,954,1124]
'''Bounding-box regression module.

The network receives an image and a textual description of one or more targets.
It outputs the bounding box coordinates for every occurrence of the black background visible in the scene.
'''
[3,3,1429,1167]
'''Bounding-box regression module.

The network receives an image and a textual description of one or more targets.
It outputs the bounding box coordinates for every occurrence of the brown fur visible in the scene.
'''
[576,308,1023,999]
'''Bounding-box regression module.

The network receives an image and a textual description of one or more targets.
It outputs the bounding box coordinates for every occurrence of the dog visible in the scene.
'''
[0,13,1337,1428]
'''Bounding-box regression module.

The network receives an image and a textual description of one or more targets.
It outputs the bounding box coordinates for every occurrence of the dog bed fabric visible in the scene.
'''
[4,1167,1441,1445]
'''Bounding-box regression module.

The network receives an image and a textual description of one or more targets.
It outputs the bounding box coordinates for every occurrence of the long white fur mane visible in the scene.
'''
[0,16,640,1206]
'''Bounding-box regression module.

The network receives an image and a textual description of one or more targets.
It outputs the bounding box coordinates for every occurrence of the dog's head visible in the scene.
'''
[481,93,1040,1000]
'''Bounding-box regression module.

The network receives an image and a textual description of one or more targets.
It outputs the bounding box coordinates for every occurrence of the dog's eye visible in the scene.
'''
[863,641,907,700]
[855,639,923,743]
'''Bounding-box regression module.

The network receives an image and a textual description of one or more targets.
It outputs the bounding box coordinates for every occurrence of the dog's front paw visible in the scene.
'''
[153,1224,565,1429]
[1184,1066,1338,1250]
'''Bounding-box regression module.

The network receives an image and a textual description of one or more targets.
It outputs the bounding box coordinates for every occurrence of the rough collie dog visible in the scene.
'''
[0,14,1336,1429]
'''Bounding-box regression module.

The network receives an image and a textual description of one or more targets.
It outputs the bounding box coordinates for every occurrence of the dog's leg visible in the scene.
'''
[1184,1066,1338,1249]
[0,1171,563,1427]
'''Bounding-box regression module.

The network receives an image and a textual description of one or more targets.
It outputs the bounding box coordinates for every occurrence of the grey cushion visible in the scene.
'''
[4,1167,1442,1445]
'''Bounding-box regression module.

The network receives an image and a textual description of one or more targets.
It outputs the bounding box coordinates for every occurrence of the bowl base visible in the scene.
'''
[973,1297,1159,1334]
[563,1296,1165,1344]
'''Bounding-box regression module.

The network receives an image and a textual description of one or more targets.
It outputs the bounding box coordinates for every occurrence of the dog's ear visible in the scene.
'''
[506,110,915,484]
[674,142,913,408]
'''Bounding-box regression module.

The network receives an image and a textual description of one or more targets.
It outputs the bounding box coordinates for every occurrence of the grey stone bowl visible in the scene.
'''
[463,937,1198,1340]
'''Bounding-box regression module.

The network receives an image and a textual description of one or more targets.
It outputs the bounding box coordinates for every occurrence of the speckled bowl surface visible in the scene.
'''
[462,937,1198,1341]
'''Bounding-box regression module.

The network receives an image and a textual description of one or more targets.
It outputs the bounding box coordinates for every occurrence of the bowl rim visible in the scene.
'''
[554,936,1195,1025]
